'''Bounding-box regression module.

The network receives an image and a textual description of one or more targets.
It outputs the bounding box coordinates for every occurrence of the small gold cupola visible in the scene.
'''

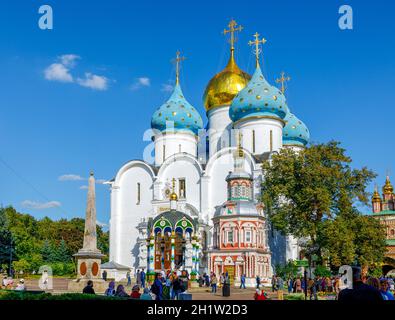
[383,175,394,195]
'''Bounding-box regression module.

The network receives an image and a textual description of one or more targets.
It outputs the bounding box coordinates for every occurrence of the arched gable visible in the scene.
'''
[113,159,156,185]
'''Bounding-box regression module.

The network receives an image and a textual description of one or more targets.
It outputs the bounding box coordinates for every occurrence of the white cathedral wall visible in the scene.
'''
[154,132,197,166]
[205,150,255,220]
[110,162,154,269]
[234,118,283,154]
[157,157,201,212]
[207,106,232,158]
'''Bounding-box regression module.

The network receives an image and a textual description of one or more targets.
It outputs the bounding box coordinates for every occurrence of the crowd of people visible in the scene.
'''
[1,275,25,291]
[84,269,192,300]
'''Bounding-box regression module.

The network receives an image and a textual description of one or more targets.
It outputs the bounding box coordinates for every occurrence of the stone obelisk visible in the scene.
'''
[69,171,106,292]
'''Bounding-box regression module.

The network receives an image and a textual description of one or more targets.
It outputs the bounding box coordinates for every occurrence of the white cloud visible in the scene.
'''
[59,54,80,67]
[130,77,151,91]
[77,73,109,91]
[79,185,88,190]
[96,220,108,228]
[161,83,173,92]
[21,200,61,210]
[44,63,73,83]
[58,174,84,181]
[95,179,106,184]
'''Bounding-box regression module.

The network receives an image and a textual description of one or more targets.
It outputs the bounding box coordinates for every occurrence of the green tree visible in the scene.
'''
[261,141,382,266]
[13,259,30,274]
[0,208,13,266]
[275,260,299,279]
[54,239,70,262]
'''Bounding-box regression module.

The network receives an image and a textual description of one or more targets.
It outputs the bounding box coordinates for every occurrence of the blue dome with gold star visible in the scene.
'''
[151,83,203,135]
[229,66,289,123]
[283,112,310,146]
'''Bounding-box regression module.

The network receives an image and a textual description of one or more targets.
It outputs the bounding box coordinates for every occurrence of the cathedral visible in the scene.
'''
[107,20,310,285]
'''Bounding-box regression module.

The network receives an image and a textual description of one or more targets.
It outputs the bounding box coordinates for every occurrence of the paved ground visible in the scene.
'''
[17,278,280,300]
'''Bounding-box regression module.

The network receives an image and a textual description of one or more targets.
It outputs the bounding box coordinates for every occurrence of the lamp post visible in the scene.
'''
[8,238,13,277]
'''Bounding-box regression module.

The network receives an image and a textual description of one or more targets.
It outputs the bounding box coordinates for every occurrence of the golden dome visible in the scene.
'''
[383,176,394,194]
[203,51,251,111]
[372,186,381,202]
[170,191,178,201]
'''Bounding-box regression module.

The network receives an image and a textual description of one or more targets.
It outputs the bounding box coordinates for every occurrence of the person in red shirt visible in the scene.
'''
[130,285,141,299]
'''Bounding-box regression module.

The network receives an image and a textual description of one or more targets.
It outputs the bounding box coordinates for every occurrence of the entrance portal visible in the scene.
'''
[154,232,185,271]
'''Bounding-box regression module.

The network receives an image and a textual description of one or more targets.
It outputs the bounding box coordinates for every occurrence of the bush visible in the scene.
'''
[48,262,75,276]
[285,293,305,300]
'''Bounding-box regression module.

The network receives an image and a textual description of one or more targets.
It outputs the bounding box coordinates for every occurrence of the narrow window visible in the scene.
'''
[136,182,141,205]
[252,130,256,153]
[227,230,234,243]
[245,230,251,243]
[178,178,186,198]
[178,144,181,153]
[269,130,273,152]
[163,145,166,162]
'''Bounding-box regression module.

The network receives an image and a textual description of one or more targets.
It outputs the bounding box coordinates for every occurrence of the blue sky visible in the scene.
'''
[0,0,394,225]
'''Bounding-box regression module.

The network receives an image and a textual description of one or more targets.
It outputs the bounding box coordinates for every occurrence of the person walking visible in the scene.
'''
[151,273,163,300]
[102,270,107,281]
[204,273,210,287]
[211,273,218,294]
[295,277,302,293]
[271,275,277,292]
[219,273,224,288]
[240,274,246,289]
[287,278,293,294]
[256,275,261,289]
[276,276,284,300]
[308,278,317,300]
[140,269,146,288]
[136,269,141,287]
[172,275,182,300]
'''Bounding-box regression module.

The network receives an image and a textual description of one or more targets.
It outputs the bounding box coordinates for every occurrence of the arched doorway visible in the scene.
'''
[149,211,197,272]
[382,257,395,276]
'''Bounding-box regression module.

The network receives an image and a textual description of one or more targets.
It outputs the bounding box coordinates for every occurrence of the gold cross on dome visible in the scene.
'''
[172,51,186,85]
[223,19,243,51]
[248,32,267,67]
[276,71,291,94]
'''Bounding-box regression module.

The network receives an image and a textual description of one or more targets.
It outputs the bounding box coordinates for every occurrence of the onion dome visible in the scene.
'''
[372,185,382,202]
[230,65,289,123]
[203,19,251,112]
[151,83,203,135]
[383,176,394,194]
[282,112,310,147]
[203,52,251,112]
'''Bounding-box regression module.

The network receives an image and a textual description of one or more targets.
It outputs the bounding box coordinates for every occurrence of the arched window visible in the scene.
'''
[269,130,273,151]
[136,182,141,205]
[252,130,256,153]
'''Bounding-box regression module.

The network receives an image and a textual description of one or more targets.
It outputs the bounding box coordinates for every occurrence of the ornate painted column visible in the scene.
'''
[147,232,155,282]
[171,231,176,270]
[191,235,197,280]
[195,238,200,275]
